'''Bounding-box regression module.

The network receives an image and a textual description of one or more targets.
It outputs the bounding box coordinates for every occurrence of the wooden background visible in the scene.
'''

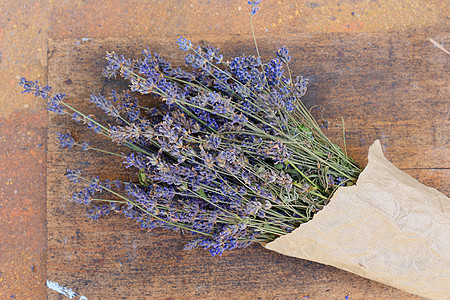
[47,32,448,299]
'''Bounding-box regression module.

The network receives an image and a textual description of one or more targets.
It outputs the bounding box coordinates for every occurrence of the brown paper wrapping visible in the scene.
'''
[265,140,450,300]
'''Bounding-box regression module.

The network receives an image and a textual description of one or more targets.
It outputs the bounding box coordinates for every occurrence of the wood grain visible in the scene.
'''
[47,33,448,299]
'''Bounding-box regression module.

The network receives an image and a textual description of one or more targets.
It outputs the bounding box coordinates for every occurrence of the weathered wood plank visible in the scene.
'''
[47,32,448,299]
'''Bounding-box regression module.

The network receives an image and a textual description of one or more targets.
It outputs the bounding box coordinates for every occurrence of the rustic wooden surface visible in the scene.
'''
[47,33,448,299]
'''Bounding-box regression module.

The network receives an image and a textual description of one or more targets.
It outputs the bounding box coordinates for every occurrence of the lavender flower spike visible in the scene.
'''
[248,0,262,15]
[176,36,193,51]
[19,78,66,114]
[90,93,120,118]
[19,77,52,99]
[57,132,75,149]
[276,46,291,64]
[66,169,82,183]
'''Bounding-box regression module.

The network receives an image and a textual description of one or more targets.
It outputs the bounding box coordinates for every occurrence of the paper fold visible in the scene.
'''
[265,140,450,300]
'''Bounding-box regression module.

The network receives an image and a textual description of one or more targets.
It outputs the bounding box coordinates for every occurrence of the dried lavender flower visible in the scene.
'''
[20,22,360,256]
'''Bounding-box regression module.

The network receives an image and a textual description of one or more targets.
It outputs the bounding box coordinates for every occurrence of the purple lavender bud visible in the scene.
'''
[41,85,52,99]
[142,47,152,60]
[184,238,201,251]
[123,152,146,169]
[233,84,251,98]
[66,168,82,183]
[86,176,101,194]
[284,95,295,112]
[293,76,308,97]
[176,36,193,51]
[209,246,225,257]
[248,0,262,15]
[250,6,259,15]
[102,52,131,79]
[46,93,66,114]
[71,191,82,204]
[244,200,262,215]
[264,59,284,86]
[206,134,221,150]
[57,132,75,149]
[72,112,82,122]
[81,142,90,151]
[113,180,122,189]
[86,119,102,134]
[87,205,111,220]
[19,78,52,99]
[127,107,140,122]
[276,47,291,64]
[202,44,224,65]
[90,93,120,118]
[109,125,130,143]
[125,183,156,209]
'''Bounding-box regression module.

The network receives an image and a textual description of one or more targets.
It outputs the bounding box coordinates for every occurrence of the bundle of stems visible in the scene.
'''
[20,1,360,256]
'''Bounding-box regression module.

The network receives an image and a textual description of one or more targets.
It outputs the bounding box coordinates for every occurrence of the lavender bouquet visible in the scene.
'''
[20,1,449,299]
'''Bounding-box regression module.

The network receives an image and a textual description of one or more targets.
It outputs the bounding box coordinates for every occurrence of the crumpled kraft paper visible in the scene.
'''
[265,140,450,300]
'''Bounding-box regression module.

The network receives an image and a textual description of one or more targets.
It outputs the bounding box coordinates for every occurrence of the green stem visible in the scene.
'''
[77,143,124,158]
[287,160,321,192]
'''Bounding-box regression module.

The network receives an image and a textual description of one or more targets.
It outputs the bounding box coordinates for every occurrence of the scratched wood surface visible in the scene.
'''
[47,33,449,299]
